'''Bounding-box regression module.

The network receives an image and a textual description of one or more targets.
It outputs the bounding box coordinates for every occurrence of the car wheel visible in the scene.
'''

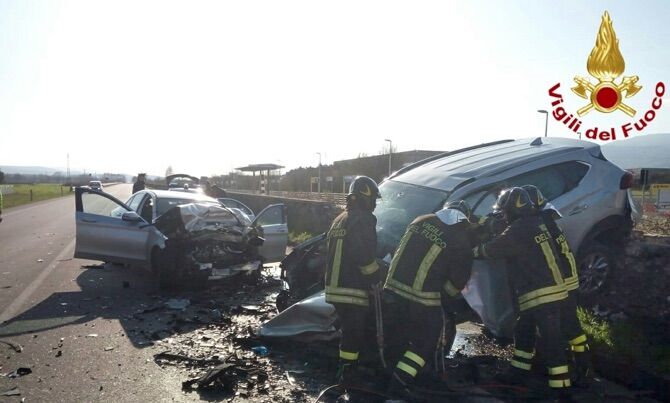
[577,242,614,297]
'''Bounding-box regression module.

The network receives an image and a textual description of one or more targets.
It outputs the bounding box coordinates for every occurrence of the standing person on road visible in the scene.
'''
[132,173,146,194]
[383,200,475,400]
[473,187,573,397]
[522,184,592,387]
[324,176,381,387]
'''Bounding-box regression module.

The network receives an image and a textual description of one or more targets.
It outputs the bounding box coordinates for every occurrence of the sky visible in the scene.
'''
[1,0,669,177]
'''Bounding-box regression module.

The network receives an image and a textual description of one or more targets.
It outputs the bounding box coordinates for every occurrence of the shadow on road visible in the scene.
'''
[0,262,242,348]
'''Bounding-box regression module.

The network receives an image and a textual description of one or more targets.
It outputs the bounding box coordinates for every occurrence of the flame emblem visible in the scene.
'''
[571,12,642,117]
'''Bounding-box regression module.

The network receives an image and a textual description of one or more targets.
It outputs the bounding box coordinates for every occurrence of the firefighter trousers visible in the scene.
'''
[333,303,369,368]
[561,293,591,381]
[390,301,447,387]
[512,303,572,389]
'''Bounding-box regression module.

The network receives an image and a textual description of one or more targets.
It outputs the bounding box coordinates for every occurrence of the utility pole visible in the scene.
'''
[316,152,322,193]
[385,139,392,176]
[66,153,71,185]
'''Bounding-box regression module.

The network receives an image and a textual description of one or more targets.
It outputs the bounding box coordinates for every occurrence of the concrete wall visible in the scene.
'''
[228,192,342,235]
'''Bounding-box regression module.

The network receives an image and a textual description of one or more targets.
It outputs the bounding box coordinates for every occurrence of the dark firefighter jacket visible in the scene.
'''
[385,215,473,307]
[324,209,379,307]
[540,210,579,292]
[474,215,568,312]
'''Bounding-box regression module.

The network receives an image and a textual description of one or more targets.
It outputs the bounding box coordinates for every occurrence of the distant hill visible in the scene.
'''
[0,165,81,175]
[601,133,670,169]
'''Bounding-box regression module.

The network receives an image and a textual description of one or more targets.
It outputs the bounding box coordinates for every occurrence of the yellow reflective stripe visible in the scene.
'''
[549,379,571,388]
[325,294,368,306]
[514,349,534,359]
[339,350,359,361]
[548,365,569,375]
[413,244,443,290]
[359,260,379,275]
[385,286,442,306]
[569,334,587,346]
[443,280,460,297]
[564,278,580,291]
[404,351,425,368]
[518,284,566,304]
[559,239,577,278]
[540,240,563,285]
[572,345,587,352]
[519,290,567,311]
[396,362,418,377]
[387,231,413,281]
[330,239,344,287]
[325,286,368,298]
[511,360,531,371]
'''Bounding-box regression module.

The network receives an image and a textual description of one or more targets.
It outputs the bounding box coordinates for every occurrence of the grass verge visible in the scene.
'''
[288,231,315,246]
[2,184,71,208]
[578,307,670,376]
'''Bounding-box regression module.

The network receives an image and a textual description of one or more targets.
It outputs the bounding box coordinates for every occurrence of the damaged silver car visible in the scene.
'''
[74,187,288,287]
[269,137,635,338]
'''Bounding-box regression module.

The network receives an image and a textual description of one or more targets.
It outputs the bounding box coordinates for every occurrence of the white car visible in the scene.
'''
[74,188,289,280]
[88,180,103,190]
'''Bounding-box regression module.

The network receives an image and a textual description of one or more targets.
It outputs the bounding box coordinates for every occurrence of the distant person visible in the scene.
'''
[132,173,146,194]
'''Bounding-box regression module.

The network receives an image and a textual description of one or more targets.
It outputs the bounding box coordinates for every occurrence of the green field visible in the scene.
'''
[1,184,71,209]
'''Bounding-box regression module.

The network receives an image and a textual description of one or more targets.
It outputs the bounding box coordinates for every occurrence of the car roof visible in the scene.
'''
[143,189,218,203]
[391,137,600,192]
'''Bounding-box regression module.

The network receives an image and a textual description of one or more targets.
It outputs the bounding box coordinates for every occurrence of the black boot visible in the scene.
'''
[385,373,424,403]
[572,354,593,388]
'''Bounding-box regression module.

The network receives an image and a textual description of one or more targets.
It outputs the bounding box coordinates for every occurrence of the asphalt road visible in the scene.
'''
[0,184,195,401]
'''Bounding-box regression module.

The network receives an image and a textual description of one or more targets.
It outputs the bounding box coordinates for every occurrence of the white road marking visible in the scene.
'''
[0,238,76,324]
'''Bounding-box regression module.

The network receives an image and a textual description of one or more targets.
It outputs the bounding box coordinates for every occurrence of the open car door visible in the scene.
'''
[253,204,288,262]
[74,187,157,265]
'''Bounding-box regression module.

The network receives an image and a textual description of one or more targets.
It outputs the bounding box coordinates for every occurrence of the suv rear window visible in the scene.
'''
[462,161,590,217]
[507,161,589,201]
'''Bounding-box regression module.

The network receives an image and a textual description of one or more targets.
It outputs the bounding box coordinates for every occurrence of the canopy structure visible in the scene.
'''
[235,164,285,194]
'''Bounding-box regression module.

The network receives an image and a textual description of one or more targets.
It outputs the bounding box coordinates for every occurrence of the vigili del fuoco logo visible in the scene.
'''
[547,11,665,141]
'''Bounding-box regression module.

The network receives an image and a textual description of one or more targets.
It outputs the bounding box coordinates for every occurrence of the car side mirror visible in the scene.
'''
[122,211,143,222]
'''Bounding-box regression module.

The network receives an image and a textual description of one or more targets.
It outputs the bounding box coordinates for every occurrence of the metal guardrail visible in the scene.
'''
[229,189,347,205]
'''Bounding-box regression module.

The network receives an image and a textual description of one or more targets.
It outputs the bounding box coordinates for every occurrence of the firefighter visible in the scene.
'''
[383,200,474,399]
[473,187,572,395]
[522,185,592,387]
[324,176,381,386]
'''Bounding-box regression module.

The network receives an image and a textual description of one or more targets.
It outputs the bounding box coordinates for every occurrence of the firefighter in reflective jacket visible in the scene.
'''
[473,187,572,393]
[522,185,592,387]
[384,200,474,397]
[324,176,381,384]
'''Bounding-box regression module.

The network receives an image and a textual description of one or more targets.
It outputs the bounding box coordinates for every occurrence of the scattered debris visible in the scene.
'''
[1,387,20,396]
[6,367,31,378]
[36,259,44,263]
[164,298,190,310]
[251,346,269,357]
[104,346,114,351]
[0,340,23,353]
[86,334,99,338]
[55,350,62,358]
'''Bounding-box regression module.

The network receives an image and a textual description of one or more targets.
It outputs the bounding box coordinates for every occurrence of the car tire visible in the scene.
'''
[577,241,614,298]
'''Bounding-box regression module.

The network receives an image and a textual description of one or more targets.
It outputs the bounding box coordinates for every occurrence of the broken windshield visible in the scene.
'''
[375,180,449,257]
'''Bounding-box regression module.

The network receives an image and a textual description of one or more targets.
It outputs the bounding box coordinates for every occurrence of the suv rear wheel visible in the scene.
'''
[577,241,613,297]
